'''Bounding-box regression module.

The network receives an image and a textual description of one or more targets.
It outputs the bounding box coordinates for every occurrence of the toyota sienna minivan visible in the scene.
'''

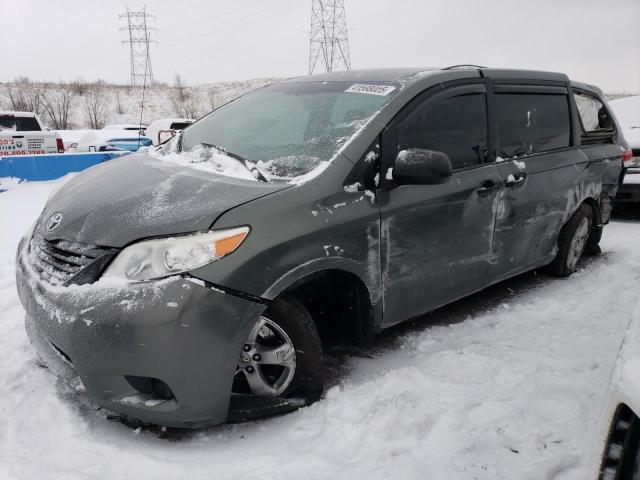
[16,67,629,428]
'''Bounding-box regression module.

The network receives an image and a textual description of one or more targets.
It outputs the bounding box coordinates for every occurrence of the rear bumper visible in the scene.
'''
[16,237,266,428]
[615,183,640,204]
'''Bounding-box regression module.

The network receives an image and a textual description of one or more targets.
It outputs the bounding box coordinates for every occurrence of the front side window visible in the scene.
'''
[496,93,571,157]
[179,81,397,183]
[397,92,488,170]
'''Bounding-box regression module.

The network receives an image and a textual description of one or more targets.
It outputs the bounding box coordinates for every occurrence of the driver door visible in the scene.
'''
[378,83,503,327]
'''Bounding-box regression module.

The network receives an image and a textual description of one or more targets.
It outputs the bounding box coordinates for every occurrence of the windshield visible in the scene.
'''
[177,81,398,183]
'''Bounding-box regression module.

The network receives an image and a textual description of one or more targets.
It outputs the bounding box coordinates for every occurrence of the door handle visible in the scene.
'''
[505,173,526,187]
[477,180,500,197]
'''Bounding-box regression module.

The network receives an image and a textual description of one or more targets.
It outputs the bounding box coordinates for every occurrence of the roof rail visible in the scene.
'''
[442,64,487,70]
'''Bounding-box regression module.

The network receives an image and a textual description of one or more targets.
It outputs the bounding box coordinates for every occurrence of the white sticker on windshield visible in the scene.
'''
[345,84,396,96]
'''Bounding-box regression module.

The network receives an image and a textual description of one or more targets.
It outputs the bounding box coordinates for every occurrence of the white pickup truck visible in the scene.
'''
[0,111,64,156]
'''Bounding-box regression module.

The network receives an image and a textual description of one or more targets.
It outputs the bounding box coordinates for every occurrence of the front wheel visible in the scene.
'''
[546,204,593,277]
[232,295,324,404]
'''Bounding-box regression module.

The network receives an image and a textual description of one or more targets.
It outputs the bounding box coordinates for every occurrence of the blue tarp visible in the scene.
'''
[0,152,128,181]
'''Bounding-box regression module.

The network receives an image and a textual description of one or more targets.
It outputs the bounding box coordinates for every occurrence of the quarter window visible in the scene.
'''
[573,92,615,144]
[495,93,571,157]
[397,93,488,170]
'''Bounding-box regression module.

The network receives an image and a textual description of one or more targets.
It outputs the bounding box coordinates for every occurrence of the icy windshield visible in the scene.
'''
[171,81,397,183]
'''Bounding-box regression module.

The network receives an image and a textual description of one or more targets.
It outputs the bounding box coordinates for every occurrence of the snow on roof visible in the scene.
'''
[622,127,640,149]
[149,118,194,125]
[103,124,147,130]
[610,95,640,129]
[0,111,37,118]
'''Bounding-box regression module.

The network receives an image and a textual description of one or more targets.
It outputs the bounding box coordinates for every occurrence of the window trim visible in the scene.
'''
[379,80,492,188]
[491,85,575,159]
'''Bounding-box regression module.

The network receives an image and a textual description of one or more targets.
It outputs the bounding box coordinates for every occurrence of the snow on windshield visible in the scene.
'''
[152,114,373,184]
[150,145,260,182]
[152,143,333,184]
[158,81,397,184]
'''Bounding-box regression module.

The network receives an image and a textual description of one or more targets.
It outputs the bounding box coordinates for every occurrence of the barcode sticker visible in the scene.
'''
[344,84,396,96]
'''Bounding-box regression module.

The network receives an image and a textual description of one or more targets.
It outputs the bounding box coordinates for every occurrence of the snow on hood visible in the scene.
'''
[40,152,288,247]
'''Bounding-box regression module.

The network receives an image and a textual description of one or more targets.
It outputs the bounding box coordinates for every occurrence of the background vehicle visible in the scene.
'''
[610,95,640,208]
[591,301,640,480]
[16,68,626,429]
[71,129,152,152]
[103,124,147,133]
[145,117,194,145]
[0,111,64,155]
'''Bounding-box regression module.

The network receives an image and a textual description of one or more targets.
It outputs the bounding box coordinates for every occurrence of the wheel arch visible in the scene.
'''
[263,261,378,344]
[581,196,603,248]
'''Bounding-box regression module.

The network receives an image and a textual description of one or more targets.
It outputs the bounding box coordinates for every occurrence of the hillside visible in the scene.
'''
[0,78,279,129]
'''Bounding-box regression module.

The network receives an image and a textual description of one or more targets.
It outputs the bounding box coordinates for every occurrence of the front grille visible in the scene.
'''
[28,234,118,285]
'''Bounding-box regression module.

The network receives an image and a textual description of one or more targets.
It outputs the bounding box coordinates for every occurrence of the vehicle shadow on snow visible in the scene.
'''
[58,253,608,442]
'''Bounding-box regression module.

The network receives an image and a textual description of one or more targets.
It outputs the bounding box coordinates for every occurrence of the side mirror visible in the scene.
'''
[392,148,453,186]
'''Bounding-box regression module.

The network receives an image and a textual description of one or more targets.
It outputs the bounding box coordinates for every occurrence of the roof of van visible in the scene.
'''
[284,67,570,84]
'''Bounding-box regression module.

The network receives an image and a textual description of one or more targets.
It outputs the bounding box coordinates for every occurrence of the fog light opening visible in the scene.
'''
[125,375,175,401]
[150,379,174,401]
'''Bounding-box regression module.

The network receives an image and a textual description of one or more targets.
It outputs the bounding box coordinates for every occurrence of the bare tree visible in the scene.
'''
[40,84,76,129]
[83,83,108,129]
[115,90,125,115]
[170,74,203,118]
[174,73,188,102]
[207,86,224,111]
[3,78,44,115]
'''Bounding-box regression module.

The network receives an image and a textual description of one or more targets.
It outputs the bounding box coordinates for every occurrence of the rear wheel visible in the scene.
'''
[232,295,324,404]
[547,204,593,277]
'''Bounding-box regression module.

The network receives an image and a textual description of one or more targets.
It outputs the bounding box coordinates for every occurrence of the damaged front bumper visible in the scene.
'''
[15,235,267,428]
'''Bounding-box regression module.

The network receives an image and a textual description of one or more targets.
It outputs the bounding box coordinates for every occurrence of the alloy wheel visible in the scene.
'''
[235,316,297,397]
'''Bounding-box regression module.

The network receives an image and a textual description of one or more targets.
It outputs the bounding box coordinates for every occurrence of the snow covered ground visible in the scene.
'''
[1,177,639,480]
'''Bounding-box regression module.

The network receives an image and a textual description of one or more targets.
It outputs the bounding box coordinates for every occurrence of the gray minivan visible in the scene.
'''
[16,67,626,428]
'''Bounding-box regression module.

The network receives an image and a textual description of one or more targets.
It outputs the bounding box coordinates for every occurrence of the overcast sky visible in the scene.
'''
[2,0,639,92]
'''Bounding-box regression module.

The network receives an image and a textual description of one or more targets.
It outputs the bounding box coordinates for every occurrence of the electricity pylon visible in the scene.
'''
[120,6,156,86]
[308,0,351,75]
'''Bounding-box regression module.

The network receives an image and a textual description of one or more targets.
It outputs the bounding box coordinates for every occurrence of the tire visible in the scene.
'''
[546,204,593,277]
[233,294,324,405]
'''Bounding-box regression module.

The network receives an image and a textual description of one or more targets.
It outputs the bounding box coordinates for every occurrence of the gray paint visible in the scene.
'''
[17,67,625,427]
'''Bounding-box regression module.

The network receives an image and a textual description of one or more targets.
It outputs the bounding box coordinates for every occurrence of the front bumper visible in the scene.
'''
[16,237,266,428]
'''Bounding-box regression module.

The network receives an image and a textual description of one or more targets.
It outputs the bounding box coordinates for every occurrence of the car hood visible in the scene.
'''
[39,152,289,247]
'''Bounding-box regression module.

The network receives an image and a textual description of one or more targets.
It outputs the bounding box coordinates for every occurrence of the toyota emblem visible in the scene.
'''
[46,213,63,232]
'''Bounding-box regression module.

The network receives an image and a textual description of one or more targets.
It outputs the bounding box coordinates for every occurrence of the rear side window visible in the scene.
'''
[397,93,488,170]
[0,116,40,131]
[573,92,615,144]
[170,122,192,130]
[496,93,571,157]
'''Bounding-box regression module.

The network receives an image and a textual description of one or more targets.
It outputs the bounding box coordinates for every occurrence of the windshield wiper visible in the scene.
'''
[190,141,269,183]
[200,143,269,183]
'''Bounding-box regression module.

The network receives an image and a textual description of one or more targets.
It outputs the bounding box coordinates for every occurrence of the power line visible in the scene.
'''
[162,0,299,43]
[308,0,351,74]
[119,5,157,86]
[161,0,265,34]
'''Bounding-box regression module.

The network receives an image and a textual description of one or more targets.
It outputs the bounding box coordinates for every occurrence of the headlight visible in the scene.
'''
[103,226,249,281]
